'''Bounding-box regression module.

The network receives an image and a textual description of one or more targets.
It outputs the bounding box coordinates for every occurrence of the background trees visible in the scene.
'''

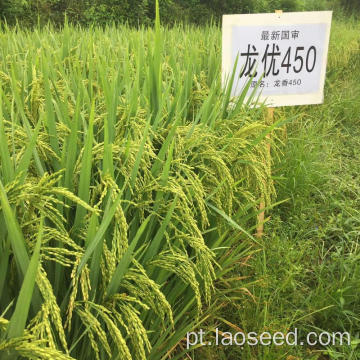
[0,0,358,28]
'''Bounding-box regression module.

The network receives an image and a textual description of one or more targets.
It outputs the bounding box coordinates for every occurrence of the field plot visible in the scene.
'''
[0,10,359,360]
[0,16,276,360]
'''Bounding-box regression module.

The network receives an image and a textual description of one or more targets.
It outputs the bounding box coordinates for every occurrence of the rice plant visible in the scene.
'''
[0,3,276,359]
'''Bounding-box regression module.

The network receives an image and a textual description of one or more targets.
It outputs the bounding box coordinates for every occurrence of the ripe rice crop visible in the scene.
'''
[0,5,276,360]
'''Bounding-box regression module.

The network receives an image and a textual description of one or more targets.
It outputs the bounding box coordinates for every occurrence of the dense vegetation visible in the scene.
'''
[0,3,276,359]
[202,18,360,360]
[1,0,359,359]
[0,0,359,26]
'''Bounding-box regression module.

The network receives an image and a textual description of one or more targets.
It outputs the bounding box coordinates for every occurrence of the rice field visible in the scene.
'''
[0,7,277,360]
[0,3,359,359]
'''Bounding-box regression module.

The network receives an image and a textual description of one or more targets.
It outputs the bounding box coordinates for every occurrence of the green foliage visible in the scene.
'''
[340,0,360,12]
[1,0,358,27]
[0,0,27,24]
[82,0,149,26]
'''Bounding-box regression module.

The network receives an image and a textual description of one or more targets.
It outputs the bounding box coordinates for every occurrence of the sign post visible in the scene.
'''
[222,11,332,237]
[257,10,282,239]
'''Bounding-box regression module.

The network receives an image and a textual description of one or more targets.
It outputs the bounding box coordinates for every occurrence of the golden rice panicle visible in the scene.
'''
[76,305,112,359]
[123,260,174,327]
[150,250,202,314]
[37,268,69,354]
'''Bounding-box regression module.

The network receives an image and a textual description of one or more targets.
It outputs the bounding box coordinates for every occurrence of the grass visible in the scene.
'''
[210,17,360,360]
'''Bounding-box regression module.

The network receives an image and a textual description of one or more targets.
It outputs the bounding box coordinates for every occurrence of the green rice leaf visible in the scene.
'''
[77,192,122,275]
[106,215,152,297]
[0,179,29,277]
[143,196,178,263]
[0,88,15,185]
[74,100,95,229]
[15,114,42,185]
[6,216,43,339]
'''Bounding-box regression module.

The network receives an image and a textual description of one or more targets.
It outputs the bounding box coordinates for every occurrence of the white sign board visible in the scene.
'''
[222,11,332,107]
